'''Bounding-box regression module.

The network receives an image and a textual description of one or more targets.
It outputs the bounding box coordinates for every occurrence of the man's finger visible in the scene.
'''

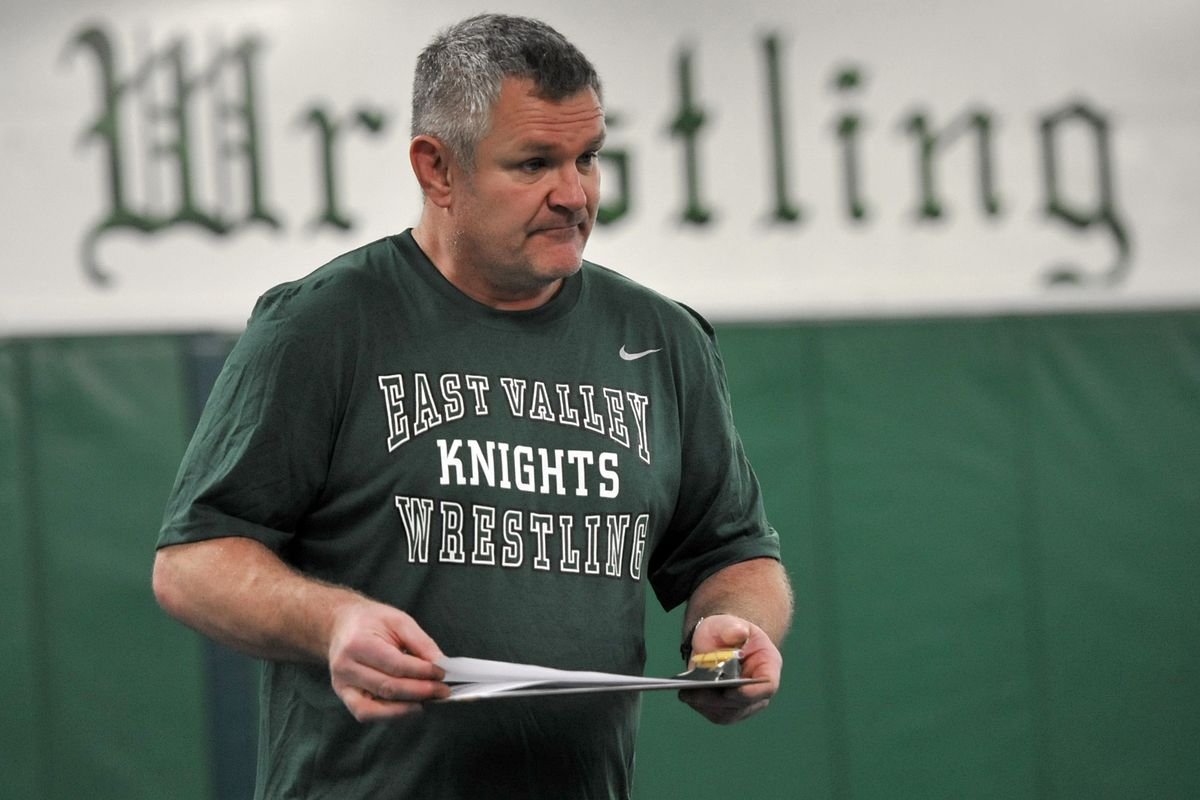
[369,674,452,703]
[679,690,771,725]
[338,685,429,722]
[334,658,449,701]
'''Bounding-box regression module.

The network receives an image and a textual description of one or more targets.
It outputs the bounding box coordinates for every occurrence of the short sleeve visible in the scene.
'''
[157,285,345,553]
[646,310,781,611]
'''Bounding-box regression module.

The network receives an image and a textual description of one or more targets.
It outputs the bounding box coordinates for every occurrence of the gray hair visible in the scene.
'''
[412,14,603,169]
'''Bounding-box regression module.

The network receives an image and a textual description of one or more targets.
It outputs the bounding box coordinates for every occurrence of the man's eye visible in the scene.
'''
[521,159,546,172]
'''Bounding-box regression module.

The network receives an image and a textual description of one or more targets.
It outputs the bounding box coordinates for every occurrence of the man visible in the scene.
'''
[154,13,792,799]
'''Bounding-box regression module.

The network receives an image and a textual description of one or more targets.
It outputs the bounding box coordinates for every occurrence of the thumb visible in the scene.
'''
[695,615,750,652]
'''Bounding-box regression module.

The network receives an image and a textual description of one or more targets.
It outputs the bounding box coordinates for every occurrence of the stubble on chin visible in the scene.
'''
[445,228,578,300]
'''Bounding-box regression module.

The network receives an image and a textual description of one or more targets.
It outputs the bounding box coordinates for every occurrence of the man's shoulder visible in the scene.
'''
[582,260,715,339]
[252,236,406,321]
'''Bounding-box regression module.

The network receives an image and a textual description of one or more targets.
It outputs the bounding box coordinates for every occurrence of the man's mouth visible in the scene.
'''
[533,217,586,233]
[530,222,585,239]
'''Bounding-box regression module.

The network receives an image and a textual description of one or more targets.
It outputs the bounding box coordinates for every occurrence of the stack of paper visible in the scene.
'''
[436,656,762,702]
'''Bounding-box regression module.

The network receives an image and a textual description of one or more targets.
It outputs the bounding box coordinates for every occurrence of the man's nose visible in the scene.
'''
[548,163,588,211]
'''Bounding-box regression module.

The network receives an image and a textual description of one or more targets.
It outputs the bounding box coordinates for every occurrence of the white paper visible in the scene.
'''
[435,656,762,702]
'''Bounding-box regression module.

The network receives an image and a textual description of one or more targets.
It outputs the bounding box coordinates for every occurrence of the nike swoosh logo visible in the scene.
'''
[619,346,663,361]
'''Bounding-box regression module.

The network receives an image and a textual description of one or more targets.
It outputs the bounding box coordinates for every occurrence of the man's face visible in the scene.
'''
[447,77,605,305]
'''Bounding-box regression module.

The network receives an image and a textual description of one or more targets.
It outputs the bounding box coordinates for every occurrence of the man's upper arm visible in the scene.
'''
[158,287,342,554]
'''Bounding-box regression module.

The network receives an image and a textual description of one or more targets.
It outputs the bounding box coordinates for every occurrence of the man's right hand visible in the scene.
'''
[327,600,452,721]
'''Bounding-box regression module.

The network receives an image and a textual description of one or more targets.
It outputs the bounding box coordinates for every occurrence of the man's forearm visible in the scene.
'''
[683,557,793,647]
[152,536,361,663]
[154,536,450,719]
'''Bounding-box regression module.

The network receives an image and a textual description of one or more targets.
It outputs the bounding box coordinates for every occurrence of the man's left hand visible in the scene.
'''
[679,613,782,725]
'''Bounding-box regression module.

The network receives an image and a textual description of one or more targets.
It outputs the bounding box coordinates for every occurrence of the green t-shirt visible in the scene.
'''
[159,230,780,799]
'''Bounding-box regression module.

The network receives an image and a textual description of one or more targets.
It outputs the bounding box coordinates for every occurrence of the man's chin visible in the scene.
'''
[530,246,586,276]
[550,253,586,274]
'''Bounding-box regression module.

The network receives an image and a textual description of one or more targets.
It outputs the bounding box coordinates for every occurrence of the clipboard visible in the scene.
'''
[435,650,764,702]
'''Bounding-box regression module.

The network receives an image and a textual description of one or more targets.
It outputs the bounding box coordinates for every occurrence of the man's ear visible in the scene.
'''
[410,135,455,208]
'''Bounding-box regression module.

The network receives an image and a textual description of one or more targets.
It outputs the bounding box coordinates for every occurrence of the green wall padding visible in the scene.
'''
[818,320,1036,798]
[1017,314,1200,798]
[1,337,211,800]
[0,342,41,800]
[635,311,1200,800]
[2,309,1197,800]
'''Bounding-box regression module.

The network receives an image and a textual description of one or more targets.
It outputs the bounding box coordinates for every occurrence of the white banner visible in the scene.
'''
[2,0,1198,332]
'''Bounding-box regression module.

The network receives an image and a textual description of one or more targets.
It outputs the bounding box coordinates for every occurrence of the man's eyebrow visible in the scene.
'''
[512,135,606,158]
